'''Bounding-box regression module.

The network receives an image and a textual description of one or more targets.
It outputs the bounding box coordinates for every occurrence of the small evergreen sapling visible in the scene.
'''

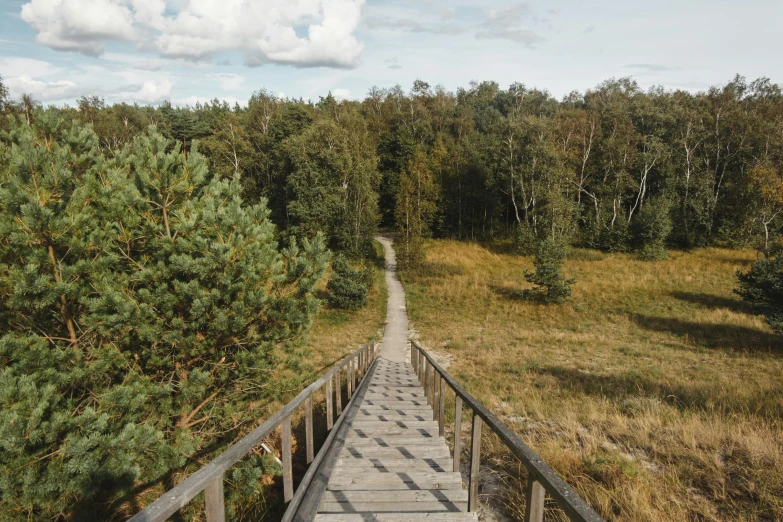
[632,197,673,260]
[523,238,576,304]
[735,250,783,333]
[327,253,373,310]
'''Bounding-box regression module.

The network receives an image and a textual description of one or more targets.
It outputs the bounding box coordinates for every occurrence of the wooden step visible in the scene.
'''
[332,457,453,472]
[321,489,468,504]
[315,514,477,521]
[339,446,451,460]
[348,427,440,438]
[327,471,463,490]
[318,500,468,514]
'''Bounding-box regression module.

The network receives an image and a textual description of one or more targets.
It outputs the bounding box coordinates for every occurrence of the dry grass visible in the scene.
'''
[403,240,783,521]
[303,242,387,368]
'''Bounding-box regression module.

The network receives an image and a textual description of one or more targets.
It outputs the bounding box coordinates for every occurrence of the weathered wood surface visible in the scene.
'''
[310,358,476,521]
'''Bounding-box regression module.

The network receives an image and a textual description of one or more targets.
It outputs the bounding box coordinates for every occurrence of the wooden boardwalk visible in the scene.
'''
[312,358,476,521]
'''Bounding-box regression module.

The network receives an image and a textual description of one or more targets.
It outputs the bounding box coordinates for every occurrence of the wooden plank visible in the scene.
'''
[335,370,342,415]
[318,501,468,513]
[524,478,546,522]
[344,437,448,447]
[320,489,468,503]
[204,476,225,522]
[347,427,440,437]
[468,414,481,512]
[315,514,477,522]
[354,412,433,421]
[439,377,446,437]
[282,416,293,502]
[453,397,462,473]
[332,458,453,472]
[327,471,462,488]
[338,447,451,459]
[326,378,333,430]
[306,395,314,464]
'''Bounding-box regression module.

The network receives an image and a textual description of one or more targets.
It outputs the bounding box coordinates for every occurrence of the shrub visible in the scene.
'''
[327,253,373,310]
[735,250,783,333]
[523,238,576,304]
[632,197,673,260]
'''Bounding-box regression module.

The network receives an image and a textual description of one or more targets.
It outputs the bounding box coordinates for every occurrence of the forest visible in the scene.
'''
[0,73,782,520]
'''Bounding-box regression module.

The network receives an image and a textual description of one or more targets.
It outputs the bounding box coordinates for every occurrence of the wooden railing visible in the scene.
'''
[410,340,604,522]
[128,342,377,522]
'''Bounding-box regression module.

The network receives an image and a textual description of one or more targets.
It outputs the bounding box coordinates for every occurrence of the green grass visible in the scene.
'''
[403,240,782,521]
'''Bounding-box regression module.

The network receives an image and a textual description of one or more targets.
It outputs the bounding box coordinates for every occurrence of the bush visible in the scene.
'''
[327,254,373,310]
[599,218,631,253]
[632,197,673,260]
[523,238,576,304]
[735,251,783,333]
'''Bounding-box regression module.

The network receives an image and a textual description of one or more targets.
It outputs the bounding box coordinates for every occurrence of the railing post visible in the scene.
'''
[305,395,314,464]
[453,396,462,472]
[204,474,225,522]
[524,475,546,522]
[326,377,333,430]
[411,343,416,373]
[439,377,446,436]
[336,370,342,415]
[351,358,356,392]
[469,413,482,512]
[431,367,437,416]
[424,362,431,405]
[347,362,353,397]
[433,372,439,422]
[282,417,293,502]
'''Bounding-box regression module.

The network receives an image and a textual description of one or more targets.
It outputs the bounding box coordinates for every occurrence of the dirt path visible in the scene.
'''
[375,236,408,363]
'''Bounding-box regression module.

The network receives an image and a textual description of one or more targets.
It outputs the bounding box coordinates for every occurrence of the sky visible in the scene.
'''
[0,0,781,106]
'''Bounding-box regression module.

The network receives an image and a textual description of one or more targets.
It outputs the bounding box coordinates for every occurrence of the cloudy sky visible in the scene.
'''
[0,0,780,106]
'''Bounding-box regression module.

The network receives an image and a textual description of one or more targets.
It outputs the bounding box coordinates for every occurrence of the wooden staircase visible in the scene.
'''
[313,358,476,520]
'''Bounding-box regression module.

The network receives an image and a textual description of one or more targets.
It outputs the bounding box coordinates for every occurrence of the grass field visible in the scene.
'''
[402,240,782,521]
[303,240,388,368]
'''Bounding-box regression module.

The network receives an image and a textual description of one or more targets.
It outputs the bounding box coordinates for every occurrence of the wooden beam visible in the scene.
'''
[204,476,225,522]
[469,413,482,512]
[282,417,293,502]
[453,396,463,473]
[305,396,314,464]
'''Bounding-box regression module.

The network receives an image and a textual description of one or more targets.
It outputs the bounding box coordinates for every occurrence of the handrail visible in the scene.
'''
[129,341,377,522]
[411,340,604,522]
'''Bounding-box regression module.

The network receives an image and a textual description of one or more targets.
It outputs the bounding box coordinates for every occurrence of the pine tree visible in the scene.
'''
[327,253,373,310]
[0,113,328,520]
[736,251,783,333]
[523,238,576,304]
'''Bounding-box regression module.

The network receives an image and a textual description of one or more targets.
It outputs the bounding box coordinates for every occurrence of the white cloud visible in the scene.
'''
[4,74,83,101]
[0,57,62,78]
[332,88,351,101]
[476,3,546,48]
[21,0,138,57]
[19,0,365,68]
[123,79,172,104]
[208,73,245,91]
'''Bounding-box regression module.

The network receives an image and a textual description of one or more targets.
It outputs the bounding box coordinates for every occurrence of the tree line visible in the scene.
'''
[6,74,783,261]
